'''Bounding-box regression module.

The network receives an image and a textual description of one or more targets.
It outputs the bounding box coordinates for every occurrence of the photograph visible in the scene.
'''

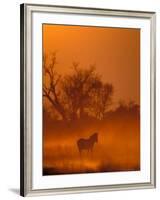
[42,24,140,175]
[20,4,156,196]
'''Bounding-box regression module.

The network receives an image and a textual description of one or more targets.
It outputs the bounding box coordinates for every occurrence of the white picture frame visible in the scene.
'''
[20,3,156,197]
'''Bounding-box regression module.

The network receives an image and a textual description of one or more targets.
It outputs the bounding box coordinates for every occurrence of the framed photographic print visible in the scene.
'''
[20,3,156,197]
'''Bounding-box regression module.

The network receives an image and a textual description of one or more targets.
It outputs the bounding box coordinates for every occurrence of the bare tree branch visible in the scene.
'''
[43,52,67,120]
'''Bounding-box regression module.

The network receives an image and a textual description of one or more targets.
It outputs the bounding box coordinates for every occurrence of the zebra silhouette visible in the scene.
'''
[77,132,98,155]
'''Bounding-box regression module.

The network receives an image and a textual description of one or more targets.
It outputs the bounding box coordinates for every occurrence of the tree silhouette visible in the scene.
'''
[90,83,113,120]
[62,62,102,120]
[43,53,114,121]
[43,53,67,120]
[115,100,140,117]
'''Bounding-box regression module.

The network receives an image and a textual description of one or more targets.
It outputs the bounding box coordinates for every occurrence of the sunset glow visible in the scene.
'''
[42,24,140,175]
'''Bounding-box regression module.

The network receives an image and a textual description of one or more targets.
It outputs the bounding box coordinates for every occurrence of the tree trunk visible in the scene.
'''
[79,106,84,119]
[44,95,67,121]
[70,111,78,121]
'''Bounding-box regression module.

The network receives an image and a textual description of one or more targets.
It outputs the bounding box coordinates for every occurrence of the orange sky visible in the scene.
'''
[42,24,140,106]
